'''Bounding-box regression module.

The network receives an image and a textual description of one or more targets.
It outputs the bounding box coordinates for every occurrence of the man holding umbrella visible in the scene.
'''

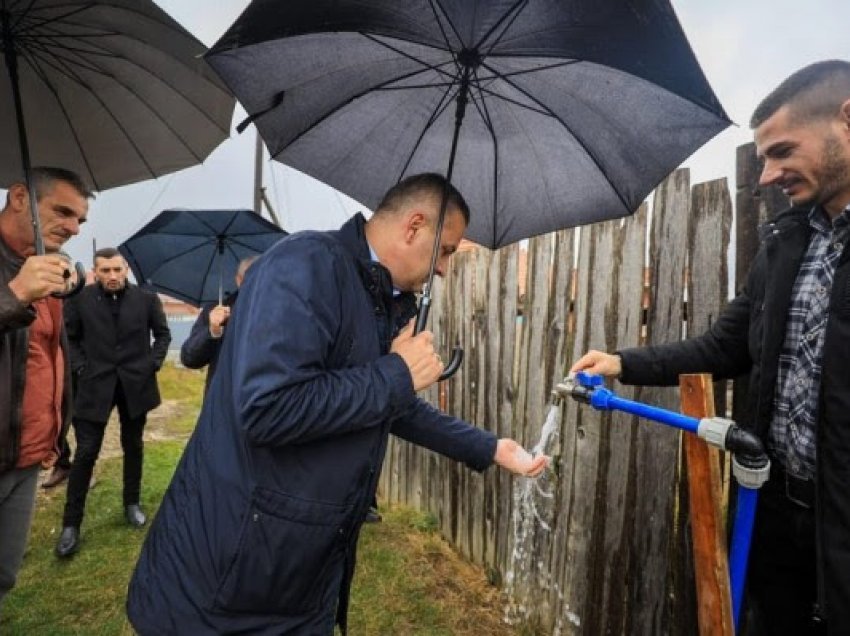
[180,255,256,394]
[0,167,91,609]
[128,173,547,634]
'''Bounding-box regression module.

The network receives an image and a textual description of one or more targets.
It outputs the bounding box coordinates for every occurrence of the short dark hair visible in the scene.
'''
[94,247,121,264]
[375,173,470,225]
[31,166,95,201]
[750,60,850,128]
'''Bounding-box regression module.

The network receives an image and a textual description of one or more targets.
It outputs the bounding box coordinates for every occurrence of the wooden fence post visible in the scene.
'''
[680,374,735,636]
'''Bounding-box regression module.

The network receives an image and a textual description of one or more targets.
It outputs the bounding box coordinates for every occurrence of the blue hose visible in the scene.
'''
[572,371,761,632]
[729,484,759,629]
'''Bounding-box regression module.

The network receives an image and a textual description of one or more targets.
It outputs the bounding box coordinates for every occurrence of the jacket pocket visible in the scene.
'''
[214,487,350,616]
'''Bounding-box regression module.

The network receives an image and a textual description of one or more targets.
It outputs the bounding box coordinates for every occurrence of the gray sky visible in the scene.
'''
[61,0,848,265]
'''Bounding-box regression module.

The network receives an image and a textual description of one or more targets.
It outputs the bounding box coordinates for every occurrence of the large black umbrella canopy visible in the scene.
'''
[0,0,235,254]
[118,209,286,307]
[206,0,730,250]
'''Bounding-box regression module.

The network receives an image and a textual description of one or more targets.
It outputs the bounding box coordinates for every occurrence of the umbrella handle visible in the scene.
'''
[437,347,463,381]
[415,296,463,381]
[52,261,87,298]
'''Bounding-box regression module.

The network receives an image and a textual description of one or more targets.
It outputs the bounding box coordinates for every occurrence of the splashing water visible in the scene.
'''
[503,403,563,627]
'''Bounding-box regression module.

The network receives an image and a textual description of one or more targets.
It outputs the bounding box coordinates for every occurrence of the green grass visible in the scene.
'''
[1,364,519,635]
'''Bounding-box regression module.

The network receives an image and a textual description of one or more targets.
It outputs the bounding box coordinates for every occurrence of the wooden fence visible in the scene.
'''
[379,144,787,634]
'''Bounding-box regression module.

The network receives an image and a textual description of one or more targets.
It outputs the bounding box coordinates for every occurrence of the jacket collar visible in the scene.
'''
[334,213,418,325]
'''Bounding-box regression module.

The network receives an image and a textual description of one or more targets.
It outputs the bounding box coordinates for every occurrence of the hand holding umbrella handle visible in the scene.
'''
[52,261,86,298]
[414,295,463,381]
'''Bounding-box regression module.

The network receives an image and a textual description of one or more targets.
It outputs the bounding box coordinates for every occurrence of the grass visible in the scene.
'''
[1,364,520,635]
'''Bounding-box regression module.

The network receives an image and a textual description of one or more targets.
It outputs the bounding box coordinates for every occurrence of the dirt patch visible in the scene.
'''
[37,399,190,494]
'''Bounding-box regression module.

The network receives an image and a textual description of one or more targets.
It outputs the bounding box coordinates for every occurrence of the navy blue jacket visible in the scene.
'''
[180,291,238,394]
[127,214,497,634]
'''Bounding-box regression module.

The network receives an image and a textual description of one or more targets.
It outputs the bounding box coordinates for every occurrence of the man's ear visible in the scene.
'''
[840,98,850,132]
[7,183,29,214]
[404,210,426,243]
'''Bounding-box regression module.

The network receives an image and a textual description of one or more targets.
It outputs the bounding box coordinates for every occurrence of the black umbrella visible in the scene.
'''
[118,209,286,307]
[0,0,235,257]
[206,0,730,377]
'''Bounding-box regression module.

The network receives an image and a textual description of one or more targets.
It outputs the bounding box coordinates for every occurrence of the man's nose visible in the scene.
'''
[759,160,781,187]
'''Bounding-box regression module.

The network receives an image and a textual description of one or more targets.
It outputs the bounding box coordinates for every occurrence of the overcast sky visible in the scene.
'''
[59,0,847,265]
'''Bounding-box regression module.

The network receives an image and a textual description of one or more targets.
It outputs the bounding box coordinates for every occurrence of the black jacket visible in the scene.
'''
[65,283,171,422]
[618,207,850,633]
[0,235,72,473]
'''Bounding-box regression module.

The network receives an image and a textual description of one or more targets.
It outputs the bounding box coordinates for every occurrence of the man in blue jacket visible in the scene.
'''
[127,173,546,635]
[180,255,256,394]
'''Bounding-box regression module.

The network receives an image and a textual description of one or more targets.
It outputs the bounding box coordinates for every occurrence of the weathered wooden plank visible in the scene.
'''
[632,169,693,635]
[494,243,520,580]
[543,228,576,622]
[593,205,649,636]
[554,218,622,634]
[679,375,734,636]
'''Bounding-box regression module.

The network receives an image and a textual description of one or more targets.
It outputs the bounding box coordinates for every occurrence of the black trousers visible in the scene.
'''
[62,382,146,528]
[745,466,825,636]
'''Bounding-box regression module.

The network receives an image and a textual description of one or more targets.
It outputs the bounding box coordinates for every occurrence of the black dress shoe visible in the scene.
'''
[364,506,382,523]
[55,526,80,558]
[125,504,146,527]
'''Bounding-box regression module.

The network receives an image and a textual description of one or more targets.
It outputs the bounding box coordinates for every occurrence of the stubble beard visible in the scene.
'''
[810,134,850,210]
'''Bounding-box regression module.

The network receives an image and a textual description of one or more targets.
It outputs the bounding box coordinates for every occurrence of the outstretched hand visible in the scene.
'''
[494,438,549,477]
[569,349,622,377]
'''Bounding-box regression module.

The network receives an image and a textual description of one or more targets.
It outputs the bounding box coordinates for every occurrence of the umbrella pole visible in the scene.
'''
[217,238,225,306]
[2,11,45,256]
[414,67,472,380]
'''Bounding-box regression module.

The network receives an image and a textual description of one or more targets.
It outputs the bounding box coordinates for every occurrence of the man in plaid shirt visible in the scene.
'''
[572,60,850,635]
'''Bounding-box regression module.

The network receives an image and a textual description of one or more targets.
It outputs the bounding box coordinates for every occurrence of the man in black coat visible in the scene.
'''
[180,255,255,394]
[56,247,171,557]
[572,60,850,635]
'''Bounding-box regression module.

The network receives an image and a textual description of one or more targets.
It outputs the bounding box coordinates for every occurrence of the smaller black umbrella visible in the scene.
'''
[118,209,285,307]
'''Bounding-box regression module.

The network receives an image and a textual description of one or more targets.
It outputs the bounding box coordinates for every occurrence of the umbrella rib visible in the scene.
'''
[17,13,230,136]
[9,0,38,32]
[469,69,500,247]
[471,80,552,117]
[480,60,632,211]
[21,51,103,187]
[472,0,529,53]
[24,47,160,181]
[269,53,457,159]
[27,47,210,168]
[396,80,462,182]
[11,3,93,33]
[361,33,457,83]
[427,0,462,75]
[376,60,577,92]
[147,239,216,273]
[16,3,183,41]
[188,210,229,237]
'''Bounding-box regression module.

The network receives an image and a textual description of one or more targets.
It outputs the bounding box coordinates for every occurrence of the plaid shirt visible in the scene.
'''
[768,205,850,478]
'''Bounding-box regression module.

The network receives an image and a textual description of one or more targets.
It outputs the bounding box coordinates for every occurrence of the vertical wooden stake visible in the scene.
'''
[680,373,735,636]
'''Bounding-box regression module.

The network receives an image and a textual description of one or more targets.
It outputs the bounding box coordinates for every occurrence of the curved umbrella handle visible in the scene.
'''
[52,261,87,299]
[414,296,463,382]
[437,347,463,381]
